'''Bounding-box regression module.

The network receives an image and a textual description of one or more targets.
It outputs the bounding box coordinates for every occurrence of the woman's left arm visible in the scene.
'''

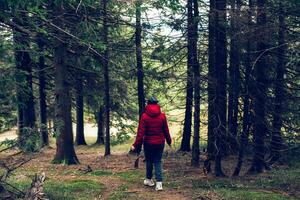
[162,113,172,146]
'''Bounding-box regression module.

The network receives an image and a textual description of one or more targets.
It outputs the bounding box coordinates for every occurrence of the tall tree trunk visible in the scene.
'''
[180,0,195,152]
[233,0,253,176]
[95,107,105,145]
[248,0,268,174]
[191,0,200,167]
[75,72,87,145]
[14,32,25,137]
[228,0,241,153]
[214,0,227,177]
[13,17,36,146]
[180,67,193,151]
[37,36,48,146]
[52,43,79,165]
[269,0,285,165]
[207,0,217,157]
[102,0,111,156]
[135,0,145,117]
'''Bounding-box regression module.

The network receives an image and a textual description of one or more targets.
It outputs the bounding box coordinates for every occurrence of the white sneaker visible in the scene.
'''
[144,179,155,187]
[155,182,163,191]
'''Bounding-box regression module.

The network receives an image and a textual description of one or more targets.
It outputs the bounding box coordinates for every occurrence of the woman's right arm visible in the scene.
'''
[133,114,146,149]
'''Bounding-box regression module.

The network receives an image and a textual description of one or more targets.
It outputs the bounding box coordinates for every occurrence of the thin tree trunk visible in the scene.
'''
[14,34,25,137]
[180,68,193,151]
[180,0,195,152]
[37,36,48,146]
[248,0,268,174]
[136,0,145,117]
[95,107,105,145]
[207,0,217,157]
[75,72,87,145]
[214,0,227,177]
[269,0,285,165]
[13,17,36,147]
[191,0,200,167]
[102,0,111,156]
[228,0,241,153]
[52,43,79,165]
[233,0,253,176]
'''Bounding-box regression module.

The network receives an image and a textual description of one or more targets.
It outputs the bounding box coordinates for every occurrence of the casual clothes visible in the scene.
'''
[132,104,171,182]
[144,143,164,181]
[133,104,172,149]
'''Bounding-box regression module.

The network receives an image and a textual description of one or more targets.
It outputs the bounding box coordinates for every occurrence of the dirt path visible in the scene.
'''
[13,147,195,200]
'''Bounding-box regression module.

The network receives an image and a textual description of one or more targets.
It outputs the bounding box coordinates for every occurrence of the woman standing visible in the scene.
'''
[131,97,172,191]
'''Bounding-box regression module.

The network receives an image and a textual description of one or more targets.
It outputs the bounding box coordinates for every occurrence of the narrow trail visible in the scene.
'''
[15,147,197,199]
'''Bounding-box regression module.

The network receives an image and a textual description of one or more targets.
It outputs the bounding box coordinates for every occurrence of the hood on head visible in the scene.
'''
[145,104,161,117]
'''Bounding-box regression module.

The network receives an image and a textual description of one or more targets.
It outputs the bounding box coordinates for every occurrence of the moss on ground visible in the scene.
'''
[8,178,104,200]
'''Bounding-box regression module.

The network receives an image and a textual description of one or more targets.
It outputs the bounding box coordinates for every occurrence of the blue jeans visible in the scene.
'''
[144,143,164,182]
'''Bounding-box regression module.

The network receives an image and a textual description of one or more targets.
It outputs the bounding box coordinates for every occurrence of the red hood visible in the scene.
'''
[145,104,161,117]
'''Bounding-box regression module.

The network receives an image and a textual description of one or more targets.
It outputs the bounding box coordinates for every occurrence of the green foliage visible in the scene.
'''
[19,127,42,152]
[111,131,131,146]
[0,128,42,153]
[0,28,17,132]
[0,138,17,149]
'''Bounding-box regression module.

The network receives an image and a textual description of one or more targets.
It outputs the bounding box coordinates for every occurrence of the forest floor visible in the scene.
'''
[1,142,300,200]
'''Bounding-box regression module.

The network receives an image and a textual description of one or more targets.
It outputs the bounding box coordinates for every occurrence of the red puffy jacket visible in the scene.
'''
[133,104,172,148]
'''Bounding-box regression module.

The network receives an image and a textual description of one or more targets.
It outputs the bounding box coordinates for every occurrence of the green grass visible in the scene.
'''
[45,179,104,200]
[117,170,144,183]
[90,170,113,176]
[108,184,130,200]
[191,162,300,200]
[214,188,295,200]
[192,181,296,200]
[8,178,104,200]
[108,184,142,200]
[253,166,300,190]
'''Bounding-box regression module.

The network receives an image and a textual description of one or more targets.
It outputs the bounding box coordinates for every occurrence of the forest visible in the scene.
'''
[0,0,299,199]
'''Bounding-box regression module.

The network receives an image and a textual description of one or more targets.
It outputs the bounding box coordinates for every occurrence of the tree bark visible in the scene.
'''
[135,0,145,117]
[37,36,48,146]
[228,0,241,153]
[269,0,285,165]
[75,72,87,145]
[248,0,268,174]
[13,17,36,147]
[102,0,111,156]
[180,61,194,152]
[180,0,195,153]
[214,0,227,177]
[190,0,200,167]
[180,68,193,151]
[233,0,253,176]
[207,0,217,157]
[95,107,105,145]
[52,42,79,165]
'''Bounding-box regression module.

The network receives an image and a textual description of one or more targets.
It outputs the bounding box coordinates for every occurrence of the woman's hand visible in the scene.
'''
[130,145,135,151]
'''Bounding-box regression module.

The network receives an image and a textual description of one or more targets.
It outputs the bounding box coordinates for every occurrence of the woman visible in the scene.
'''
[131,96,172,191]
